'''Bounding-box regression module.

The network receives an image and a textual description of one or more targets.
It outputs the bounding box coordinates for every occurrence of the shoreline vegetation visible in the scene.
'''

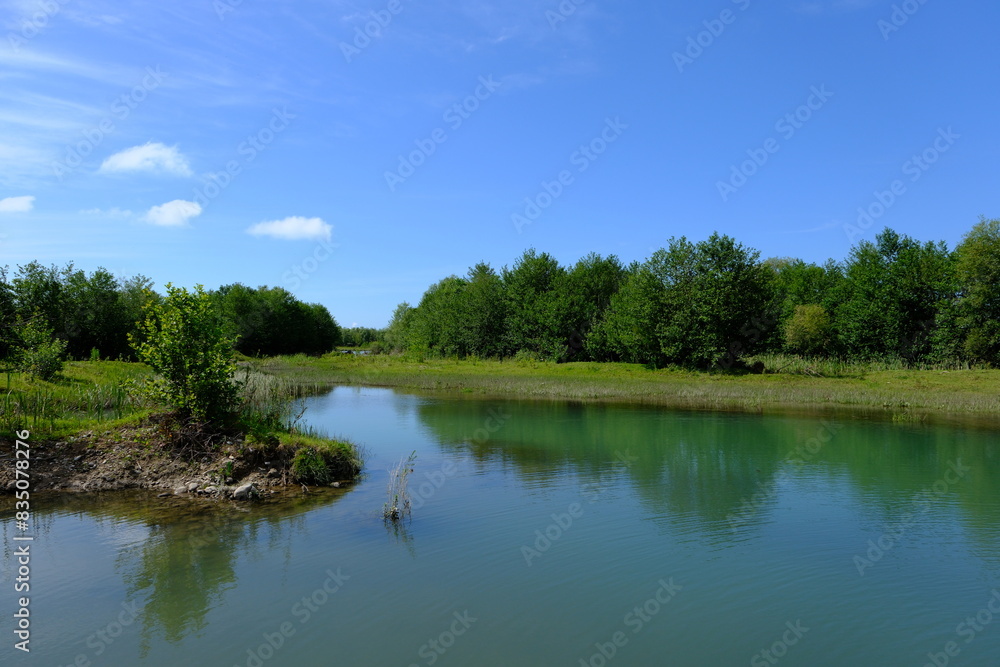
[259,353,1000,428]
[3,221,1000,498]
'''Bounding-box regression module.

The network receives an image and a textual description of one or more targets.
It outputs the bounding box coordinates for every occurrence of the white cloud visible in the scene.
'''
[141,200,201,227]
[100,142,192,176]
[0,195,34,213]
[246,216,332,241]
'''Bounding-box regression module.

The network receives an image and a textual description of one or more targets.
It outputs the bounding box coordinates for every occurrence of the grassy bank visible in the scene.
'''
[0,360,363,494]
[257,353,1000,426]
[1,361,155,438]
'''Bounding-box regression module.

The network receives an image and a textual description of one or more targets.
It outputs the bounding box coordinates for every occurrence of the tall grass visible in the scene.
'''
[383,451,416,522]
[0,362,154,436]
[743,353,975,377]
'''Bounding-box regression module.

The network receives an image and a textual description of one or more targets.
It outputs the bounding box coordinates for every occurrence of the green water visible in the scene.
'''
[3,387,1000,666]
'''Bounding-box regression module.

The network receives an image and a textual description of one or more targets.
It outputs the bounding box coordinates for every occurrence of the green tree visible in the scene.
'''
[501,250,565,357]
[384,302,415,353]
[835,229,954,362]
[591,263,667,365]
[130,284,241,422]
[784,304,834,357]
[651,233,778,368]
[946,217,1000,363]
[16,314,67,380]
[408,276,469,356]
[460,263,506,358]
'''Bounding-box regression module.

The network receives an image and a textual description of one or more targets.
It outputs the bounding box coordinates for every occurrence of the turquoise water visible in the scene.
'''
[3,386,1000,666]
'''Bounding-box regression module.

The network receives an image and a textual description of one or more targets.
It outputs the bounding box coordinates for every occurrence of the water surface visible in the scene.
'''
[3,387,999,666]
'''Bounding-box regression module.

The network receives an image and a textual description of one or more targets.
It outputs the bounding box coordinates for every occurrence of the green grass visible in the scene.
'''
[0,361,156,438]
[255,353,1000,425]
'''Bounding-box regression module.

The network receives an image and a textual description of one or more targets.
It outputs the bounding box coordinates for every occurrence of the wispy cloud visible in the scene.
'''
[100,142,192,176]
[247,216,332,241]
[0,195,35,213]
[141,199,201,227]
[786,220,844,234]
[79,206,133,217]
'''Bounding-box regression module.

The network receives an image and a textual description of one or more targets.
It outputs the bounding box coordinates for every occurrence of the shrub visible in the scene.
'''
[17,316,67,381]
[129,284,241,422]
[784,304,834,357]
[291,440,362,485]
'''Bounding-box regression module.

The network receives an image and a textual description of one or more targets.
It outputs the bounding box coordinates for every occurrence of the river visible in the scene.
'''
[3,386,1000,666]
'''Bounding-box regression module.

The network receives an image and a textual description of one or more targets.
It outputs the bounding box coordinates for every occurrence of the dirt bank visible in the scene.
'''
[0,416,356,498]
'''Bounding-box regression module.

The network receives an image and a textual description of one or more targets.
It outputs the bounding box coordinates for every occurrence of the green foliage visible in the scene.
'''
[784,304,833,357]
[384,302,416,353]
[211,283,340,357]
[383,451,416,522]
[502,249,565,357]
[291,441,363,485]
[130,284,241,422]
[596,234,778,369]
[16,315,67,380]
[834,229,955,362]
[948,217,1000,364]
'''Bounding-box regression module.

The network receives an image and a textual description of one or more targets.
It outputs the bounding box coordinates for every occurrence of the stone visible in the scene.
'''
[173,486,188,495]
[233,482,255,500]
[186,482,200,492]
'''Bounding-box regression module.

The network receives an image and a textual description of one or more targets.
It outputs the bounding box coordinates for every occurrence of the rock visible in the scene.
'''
[331,482,341,488]
[173,486,188,495]
[233,482,256,500]
[73,455,83,462]
[267,468,279,478]
[203,486,218,494]
[186,482,200,492]
[157,492,171,498]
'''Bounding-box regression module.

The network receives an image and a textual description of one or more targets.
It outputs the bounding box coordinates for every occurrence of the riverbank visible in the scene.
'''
[0,362,363,496]
[258,354,1000,426]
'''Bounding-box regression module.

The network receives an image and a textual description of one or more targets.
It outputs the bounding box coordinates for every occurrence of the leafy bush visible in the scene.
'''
[17,316,67,381]
[784,304,833,357]
[291,441,362,485]
[129,284,241,422]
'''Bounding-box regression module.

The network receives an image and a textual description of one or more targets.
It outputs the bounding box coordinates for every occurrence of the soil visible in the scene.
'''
[0,415,352,499]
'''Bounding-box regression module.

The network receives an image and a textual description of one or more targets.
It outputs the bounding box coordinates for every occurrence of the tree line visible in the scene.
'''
[0,262,342,371]
[382,218,1000,368]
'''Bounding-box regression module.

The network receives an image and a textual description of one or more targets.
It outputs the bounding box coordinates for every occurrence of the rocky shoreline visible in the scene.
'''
[0,418,354,500]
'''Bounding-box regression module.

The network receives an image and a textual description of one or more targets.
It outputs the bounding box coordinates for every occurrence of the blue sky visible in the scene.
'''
[1,0,997,327]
